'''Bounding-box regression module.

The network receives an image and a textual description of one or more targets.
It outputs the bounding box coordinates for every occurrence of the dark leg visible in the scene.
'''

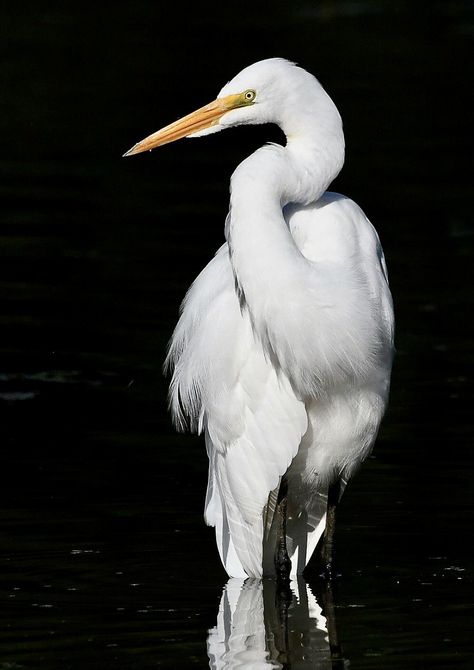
[320,479,341,580]
[273,481,292,667]
[275,478,291,581]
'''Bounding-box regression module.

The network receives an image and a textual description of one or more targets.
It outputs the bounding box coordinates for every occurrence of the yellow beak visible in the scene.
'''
[123,93,242,157]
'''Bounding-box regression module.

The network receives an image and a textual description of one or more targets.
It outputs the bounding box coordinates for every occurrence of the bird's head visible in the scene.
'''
[123,58,334,156]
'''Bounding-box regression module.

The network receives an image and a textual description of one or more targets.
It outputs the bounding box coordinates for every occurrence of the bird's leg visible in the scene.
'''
[275,477,292,582]
[320,479,341,580]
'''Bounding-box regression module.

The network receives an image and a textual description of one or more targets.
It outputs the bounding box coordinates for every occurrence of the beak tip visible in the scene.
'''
[122,146,135,158]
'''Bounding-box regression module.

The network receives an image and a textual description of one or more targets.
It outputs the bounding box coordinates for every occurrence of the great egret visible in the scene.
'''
[124,58,394,579]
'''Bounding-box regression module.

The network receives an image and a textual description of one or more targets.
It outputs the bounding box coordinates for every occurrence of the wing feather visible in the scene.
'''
[167,193,393,578]
[166,244,307,577]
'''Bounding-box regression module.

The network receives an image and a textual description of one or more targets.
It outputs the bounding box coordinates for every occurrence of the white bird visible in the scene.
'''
[124,58,394,579]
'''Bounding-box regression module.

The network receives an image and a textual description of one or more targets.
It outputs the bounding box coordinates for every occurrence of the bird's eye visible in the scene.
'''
[244,89,256,102]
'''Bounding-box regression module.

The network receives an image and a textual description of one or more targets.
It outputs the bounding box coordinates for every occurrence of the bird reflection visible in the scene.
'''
[207,577,348,669]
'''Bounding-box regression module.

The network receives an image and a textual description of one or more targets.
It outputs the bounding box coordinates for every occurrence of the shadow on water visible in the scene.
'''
[208,577,347,669]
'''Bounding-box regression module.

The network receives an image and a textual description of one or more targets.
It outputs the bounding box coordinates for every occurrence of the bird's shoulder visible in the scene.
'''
[285,191,384,266]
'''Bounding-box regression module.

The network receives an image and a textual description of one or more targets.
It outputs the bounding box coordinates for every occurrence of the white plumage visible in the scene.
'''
[126,58,394,578]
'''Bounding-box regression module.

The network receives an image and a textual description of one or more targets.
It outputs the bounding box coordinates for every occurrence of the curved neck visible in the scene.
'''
[231,90,345,205]
[225,102,344,358]
[226,104,344,289]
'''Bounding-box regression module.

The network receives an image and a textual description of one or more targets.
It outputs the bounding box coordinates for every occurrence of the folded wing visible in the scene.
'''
[165,244,307,577]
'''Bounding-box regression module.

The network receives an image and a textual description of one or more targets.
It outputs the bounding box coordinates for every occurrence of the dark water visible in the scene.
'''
[1,1,473,667]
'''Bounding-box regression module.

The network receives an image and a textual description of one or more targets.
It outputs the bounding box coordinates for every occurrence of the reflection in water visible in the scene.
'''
[208,577,348,669]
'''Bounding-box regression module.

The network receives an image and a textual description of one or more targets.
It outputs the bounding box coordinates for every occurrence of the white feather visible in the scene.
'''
[164,59,394,577]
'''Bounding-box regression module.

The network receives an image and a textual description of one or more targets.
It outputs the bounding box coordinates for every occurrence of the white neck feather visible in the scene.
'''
[223,94,350,396]
[226,100,344,307]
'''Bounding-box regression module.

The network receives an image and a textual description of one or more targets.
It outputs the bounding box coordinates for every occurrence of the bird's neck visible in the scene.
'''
[225,105,346,394]
[226,115,344,307]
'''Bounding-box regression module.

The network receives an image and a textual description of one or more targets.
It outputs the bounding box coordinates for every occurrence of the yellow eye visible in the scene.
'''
[244,89,256,102]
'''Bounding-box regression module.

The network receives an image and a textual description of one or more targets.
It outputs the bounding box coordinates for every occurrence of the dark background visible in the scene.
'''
[1,1,473,668]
